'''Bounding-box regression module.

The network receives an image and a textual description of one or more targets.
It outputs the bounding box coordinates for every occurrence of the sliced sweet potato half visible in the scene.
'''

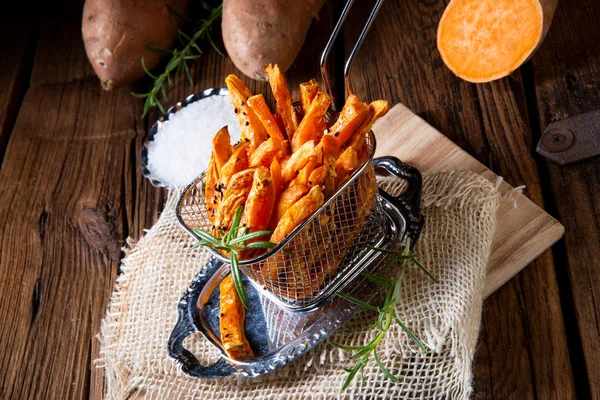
[437,0,558,82]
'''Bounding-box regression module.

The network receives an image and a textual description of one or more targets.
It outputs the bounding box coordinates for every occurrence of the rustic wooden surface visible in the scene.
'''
[0,0,598,398]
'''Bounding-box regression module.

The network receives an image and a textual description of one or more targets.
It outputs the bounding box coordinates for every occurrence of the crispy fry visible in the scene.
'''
[270,158,282,196]
[292,91,332,153]
[262,186,325,282]
[219,275,254,360]
[315,134,342,166]
[362,100,390,131]
[348,100,388,164]
[241,166,276,232]
[280,140,316,183]
[278,140,291,159]
[273,184,310,224]
[307,165,329,188]
[247,94,287,144]
[334,147,360,188]
[290,158,318,187]
[212,126,233,172]
[270,186,324,243]
[348,131,369,164]
[265,64,299,139]
[205,154,220,225]
[214,168,255,232]
[299,79,320,115]
[327,94,372,144]
[225,74,253,134]
[219,142,249,188]
[225,75,268,152]
[249,138,282,168]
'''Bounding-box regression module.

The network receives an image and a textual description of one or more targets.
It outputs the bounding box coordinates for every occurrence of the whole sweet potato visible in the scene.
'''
[222,0,326,81]
[82,0,190,90]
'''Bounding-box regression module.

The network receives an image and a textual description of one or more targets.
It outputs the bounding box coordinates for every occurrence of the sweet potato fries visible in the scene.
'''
[209,64,389,360]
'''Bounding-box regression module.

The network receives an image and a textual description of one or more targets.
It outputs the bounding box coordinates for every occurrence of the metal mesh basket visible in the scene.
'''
[177,131,384,310]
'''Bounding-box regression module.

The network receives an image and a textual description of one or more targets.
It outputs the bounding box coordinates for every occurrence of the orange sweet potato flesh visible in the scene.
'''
[222,0,326,81]
[299,79,321,115]
[265,64,299,139]
[437,0,558,82]
[219,142,249,189]
[292,91,332,153]
[249,138,282,168]
[334,147,360,188]
[212,126,233,172]
[214,168,255,232]
[273,184,310,225]
[241,166,276,232]
[280,140,317,183]
[270,186,324,244]
[82,0,190,90]
[225,75,269,150]
[247,94,288,143]
[220,275,254,360]
[327,94,371,145]
[205,154,220,226]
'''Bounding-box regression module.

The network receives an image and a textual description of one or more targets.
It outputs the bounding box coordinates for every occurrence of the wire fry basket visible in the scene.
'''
[177,131,386,310]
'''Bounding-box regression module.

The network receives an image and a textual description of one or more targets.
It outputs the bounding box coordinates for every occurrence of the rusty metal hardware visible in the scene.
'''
[536,109,600,165]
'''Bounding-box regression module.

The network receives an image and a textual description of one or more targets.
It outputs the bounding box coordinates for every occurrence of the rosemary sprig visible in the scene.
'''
[132,3,223,117]
[331,238,437,390]
[193,206,276,309]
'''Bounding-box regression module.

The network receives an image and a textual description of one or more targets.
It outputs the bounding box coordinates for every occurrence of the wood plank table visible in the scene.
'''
[1,0,599,398]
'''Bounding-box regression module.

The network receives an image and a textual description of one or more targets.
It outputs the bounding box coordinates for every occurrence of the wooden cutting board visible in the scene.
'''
[373,104,564,298]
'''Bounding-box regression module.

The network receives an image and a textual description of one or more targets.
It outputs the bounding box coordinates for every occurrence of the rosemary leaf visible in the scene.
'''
[367,245,414,257]
[341,360,366,390]
[337,292,379,312]
[230,252,248,309]
[132,4,223,117]
[328,341,367,352]
[144,44,173,55]
[229,230,271,245]
[350,343,375,360]
[394,317,427,354]
[362,270,394,286]
[374,351,400,383]
[244,241,276,249]
[140,57,156,79]
[412,257,439,283]
[229,206,244,239]
[193,229,221,246]
[167,4,196,24]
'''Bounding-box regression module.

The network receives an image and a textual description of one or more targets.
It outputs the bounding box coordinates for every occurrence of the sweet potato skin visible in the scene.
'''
[222,0,326,80]
[82,0,189,90]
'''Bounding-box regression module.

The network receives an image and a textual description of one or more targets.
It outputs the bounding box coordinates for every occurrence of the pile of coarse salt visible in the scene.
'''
[146,94,241,187]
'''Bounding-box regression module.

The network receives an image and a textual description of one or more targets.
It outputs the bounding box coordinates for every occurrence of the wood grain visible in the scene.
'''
[343,0,576,398]
[531,0,600,397]
[0,23,145,399]
[0,24,33,163]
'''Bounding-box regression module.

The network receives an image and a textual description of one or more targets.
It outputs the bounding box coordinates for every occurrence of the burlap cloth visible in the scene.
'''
[97,170,502,399]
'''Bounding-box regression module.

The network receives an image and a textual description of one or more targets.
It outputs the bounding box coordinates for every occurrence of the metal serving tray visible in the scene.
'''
[168,162,424,378]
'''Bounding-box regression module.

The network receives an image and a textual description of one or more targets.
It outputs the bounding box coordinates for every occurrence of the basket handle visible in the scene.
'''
[167,258,237,379]
[373,156,424,246]
[320,0,385,109]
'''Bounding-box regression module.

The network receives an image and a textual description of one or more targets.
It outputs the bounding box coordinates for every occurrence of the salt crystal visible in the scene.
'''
[146,94,242,187]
